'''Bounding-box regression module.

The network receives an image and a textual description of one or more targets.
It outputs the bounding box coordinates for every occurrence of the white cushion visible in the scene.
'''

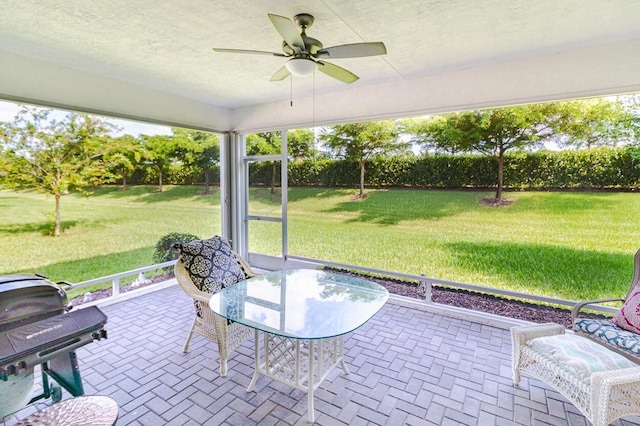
[528,334,636,381]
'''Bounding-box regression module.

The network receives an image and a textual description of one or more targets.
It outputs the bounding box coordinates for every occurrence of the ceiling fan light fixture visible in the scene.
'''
[285,58,316,76]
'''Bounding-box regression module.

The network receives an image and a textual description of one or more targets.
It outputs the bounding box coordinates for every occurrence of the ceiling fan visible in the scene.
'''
[213,13,387,84]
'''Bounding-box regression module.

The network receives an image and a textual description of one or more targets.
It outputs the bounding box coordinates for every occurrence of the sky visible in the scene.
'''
[0,100,173,137]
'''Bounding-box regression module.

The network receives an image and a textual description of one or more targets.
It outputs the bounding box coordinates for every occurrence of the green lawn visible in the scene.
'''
[0,186,222,287]
[1,186,639,302]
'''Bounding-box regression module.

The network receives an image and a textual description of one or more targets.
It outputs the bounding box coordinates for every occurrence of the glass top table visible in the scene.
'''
[209,268,389,422]
[209,268,389,339]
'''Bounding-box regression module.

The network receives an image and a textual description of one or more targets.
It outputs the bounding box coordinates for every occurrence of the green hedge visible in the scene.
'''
[503,148,639,189]
[124,165,221,186]
[286,147,640,190]
[124,147,640,190]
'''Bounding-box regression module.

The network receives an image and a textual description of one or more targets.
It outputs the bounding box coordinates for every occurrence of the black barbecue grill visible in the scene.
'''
[0,274,108,417]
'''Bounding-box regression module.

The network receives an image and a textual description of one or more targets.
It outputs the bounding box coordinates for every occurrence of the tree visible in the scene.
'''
[246,129,318,194]
[288,129,317,160]
[401,116,471,155]
[0,107,118,236]
[107,134,144,191]
[412,98,640,203]
[0,127,10,185]
[421,104,569,203]
[321,121,407,198]
[556,98,640,149]
[141,135,176,192]
[247,129,317,160]
[246,132,281,194]
[172,128,220,194]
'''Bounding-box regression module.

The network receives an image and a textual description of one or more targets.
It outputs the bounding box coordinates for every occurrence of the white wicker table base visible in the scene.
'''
[247,330,349,423]
[512,323,640,426]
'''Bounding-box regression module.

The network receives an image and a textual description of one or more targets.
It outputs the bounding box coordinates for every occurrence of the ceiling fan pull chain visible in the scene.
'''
[290,75,293,107]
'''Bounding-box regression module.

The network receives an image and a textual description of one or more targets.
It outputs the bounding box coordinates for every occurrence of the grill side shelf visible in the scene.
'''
[0,306,107,379]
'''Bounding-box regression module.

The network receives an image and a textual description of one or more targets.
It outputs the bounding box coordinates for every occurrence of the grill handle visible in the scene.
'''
[37,333,99,363]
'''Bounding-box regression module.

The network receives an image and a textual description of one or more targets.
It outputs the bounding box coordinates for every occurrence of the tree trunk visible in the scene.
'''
[359,160,366,198]
[204,170,210,194]
[54,194,61,237]
[158,169,163,192]
[271,161,276,195]
[495,152,504,202]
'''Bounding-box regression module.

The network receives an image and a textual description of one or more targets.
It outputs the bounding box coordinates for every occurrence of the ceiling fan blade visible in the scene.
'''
[316,60,359,84]
[213,48,286,57]
[268,14,304,52]
[316,42,387,59]
[270,65,291,81]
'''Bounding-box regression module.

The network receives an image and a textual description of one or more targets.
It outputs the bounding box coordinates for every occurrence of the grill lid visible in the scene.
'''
[0,274,69,332]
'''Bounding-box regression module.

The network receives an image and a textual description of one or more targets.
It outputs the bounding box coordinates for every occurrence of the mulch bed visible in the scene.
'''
[324,267,608,328]
[70,274,172,307]
[72,268,608,329]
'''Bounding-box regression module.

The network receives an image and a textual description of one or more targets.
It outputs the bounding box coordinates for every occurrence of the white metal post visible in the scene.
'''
[281,129,288,259]
[230,132,248,257]
[219,132,232,240]
[112,278,120,296]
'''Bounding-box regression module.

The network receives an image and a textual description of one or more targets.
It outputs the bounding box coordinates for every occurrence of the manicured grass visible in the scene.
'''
[0,186,222,296]
[2,186,639,302]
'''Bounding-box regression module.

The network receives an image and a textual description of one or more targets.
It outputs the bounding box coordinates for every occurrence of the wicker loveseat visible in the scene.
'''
[174,236,255,376]
[572,248,640,363]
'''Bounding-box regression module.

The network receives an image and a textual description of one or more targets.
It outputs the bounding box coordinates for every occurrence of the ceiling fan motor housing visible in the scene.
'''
[293,13,314,29]
[281,13,323,56]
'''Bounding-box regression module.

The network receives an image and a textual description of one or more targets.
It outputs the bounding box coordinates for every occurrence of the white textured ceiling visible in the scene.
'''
[1,0,640,132]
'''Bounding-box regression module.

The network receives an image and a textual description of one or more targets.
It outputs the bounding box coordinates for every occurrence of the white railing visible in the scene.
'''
[69,260,177,296]
[69,255,620,316]
[286,255,620,315]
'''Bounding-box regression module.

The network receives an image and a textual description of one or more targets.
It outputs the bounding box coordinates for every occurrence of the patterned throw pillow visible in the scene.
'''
[175,236,246,294]
[574,318,640,355]
[612,288,640,334]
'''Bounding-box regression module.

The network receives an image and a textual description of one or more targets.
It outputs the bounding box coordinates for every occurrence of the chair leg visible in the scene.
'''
[513,370,521,386]
[213,317,229,377]
[183,317,198,353]
[219,357,228,377]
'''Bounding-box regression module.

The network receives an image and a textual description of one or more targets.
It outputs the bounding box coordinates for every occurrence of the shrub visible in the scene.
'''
[152,232,200,266]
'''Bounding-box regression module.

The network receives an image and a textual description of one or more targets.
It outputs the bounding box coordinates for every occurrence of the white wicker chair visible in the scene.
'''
[572,248,640,363]
[175,250,255,377]
[512,323,640,426]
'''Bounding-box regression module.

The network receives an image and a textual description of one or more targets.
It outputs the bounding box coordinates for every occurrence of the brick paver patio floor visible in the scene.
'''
[6,283,640,425]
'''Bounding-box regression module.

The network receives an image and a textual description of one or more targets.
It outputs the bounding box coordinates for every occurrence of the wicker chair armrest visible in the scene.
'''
[175,258,217,304]
[189,289,214,305]
[232,250,258,279]
[592,366,640,387]
[571,298,624,323]
[591,366,640,421]
[511,323,566,385]
[511,323,565,346]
